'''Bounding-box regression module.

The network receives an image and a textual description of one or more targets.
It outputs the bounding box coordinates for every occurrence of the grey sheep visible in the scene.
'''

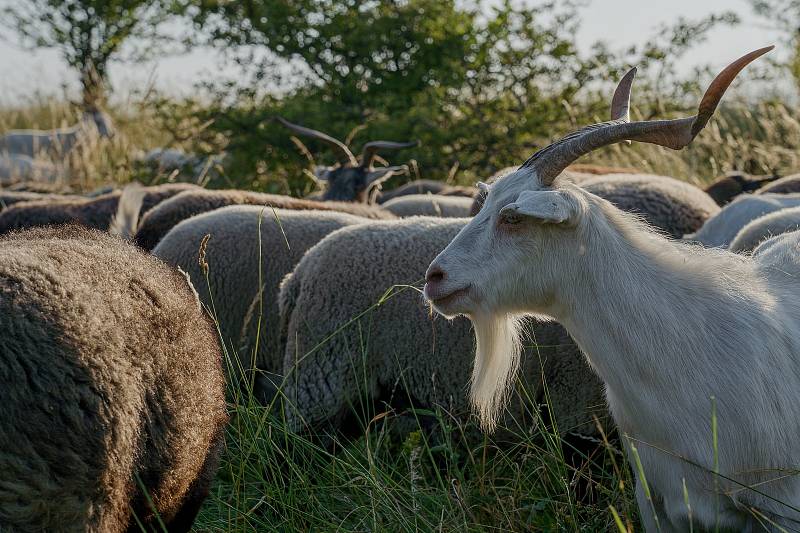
[579,174,720,238]
[134,188,395,251]
[375,180,477,203]
[729,205,800,252]
[685,193,800,248]
[152,206,368,395]
[382,194,475,218]
[756,173,800,194]
[0,226,227,532]
[0,182,198,235]
[702,171,780,205]
[278,217,607,436]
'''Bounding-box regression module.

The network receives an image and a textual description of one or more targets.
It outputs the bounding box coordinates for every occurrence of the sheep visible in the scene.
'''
[756,172,800,194]
[0,182,198,235]
[684,192,800,248]
[0,107,115,158]
[728,205,800,252]
[133,188,395,251]
[152,206,368,395]
[381,194,475,218]
[278,117,417,202]
[375,180,477,203]
[424,48,793,531]
[278,217,607,437]
[0,190,80,211]
[0,225,227,532]
[0,153,60,183]
[702,171,780,205]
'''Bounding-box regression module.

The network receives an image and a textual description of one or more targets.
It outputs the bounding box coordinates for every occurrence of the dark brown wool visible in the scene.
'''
[134,188,395,251]
[0,183,198,235]
[0,226,227,532]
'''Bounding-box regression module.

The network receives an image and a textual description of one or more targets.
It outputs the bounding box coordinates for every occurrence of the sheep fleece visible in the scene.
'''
[0,226,227,532]
[280,217,606,434]
[135,188,395,251]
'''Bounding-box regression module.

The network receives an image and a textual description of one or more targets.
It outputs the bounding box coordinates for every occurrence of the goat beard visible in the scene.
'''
[469,310,524,432]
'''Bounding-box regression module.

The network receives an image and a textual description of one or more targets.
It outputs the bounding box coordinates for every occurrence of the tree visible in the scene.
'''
[3,0,185,107]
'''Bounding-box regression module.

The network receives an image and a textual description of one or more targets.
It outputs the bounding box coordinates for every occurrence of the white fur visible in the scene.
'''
[426,167,800,531]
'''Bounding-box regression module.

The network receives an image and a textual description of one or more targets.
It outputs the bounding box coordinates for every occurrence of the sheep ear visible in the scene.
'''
[365,165,407,186]
[500,190,579,225]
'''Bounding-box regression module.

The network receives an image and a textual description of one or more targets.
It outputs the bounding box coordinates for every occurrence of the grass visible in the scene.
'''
[4,96,800,531]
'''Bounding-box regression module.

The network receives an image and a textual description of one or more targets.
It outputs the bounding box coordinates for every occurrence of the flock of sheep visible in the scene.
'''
[1,45,799,531]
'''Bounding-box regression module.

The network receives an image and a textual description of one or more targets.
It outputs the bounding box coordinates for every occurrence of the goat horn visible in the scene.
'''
[360,140,419,168]
[276,117,357,166]
[610,67,636,122]
[523,46,773,186]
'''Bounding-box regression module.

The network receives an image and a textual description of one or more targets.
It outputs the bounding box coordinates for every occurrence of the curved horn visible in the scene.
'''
[523,46,773,186]
[276,117,357,166]
[611,67,637,122]
[360,140,419,168]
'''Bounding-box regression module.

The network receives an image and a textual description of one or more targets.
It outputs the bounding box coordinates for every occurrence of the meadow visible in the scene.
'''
[2,85,799,532]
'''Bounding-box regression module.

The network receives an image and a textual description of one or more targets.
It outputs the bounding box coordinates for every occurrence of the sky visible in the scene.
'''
[0,0,786,106]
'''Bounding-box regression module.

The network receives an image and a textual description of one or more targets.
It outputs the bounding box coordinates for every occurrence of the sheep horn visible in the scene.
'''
[360,140,419,168]
[523,46,774,186]
[276,117,357,167]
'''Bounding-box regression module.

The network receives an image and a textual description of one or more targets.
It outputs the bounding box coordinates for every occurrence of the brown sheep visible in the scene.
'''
[0,226,227,532]
[756,173,800,195]
[134,188,395,251]
[0,183,198,235]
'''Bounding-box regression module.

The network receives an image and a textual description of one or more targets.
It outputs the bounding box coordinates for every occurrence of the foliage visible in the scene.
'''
[2,0,187,107]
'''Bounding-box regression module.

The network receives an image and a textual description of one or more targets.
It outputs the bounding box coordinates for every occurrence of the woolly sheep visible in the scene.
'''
[0,226,227,531]
[0,108,115,158]
[133,188,394,251]
[0,190,80,211]
[375,180,477,203]
[684,192,800,248]
[152,206,368,395]
[382,194,475,218]
[0,182,198,235]
[425,48,792,531]
[756,172,800,194]
[278,217,606,435]
[702,171,780,205]
[728,205,800,252]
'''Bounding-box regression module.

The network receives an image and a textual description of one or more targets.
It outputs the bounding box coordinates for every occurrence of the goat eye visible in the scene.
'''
[500,212,522,226]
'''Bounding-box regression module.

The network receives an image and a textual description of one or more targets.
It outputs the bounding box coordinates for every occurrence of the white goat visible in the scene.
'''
[0,108,114,158]
[424,48,798,532]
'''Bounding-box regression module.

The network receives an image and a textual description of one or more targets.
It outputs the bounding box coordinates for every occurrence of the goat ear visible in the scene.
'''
[365,165,407,186]
[500,190,580,225]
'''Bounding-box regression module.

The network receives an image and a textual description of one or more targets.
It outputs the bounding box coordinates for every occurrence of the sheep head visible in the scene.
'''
[423,46,773,431]
[277,117,417,202]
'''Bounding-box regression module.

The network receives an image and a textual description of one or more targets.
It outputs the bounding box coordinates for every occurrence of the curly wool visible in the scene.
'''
[0,226,227,532]
[686,193,800,248]
[279,217,606,435]
[152,206,367,392]
[376,180,477,203]
[382,194,475,218]
[729,205,800,253]
[0,183,198,235]
[134,188,395,251]
[579,174,720,237]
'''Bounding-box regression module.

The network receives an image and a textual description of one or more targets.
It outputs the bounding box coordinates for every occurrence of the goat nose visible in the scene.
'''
[426,264,446,284]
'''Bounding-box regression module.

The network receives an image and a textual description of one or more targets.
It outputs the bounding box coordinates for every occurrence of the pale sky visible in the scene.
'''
[0,0,786,106]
